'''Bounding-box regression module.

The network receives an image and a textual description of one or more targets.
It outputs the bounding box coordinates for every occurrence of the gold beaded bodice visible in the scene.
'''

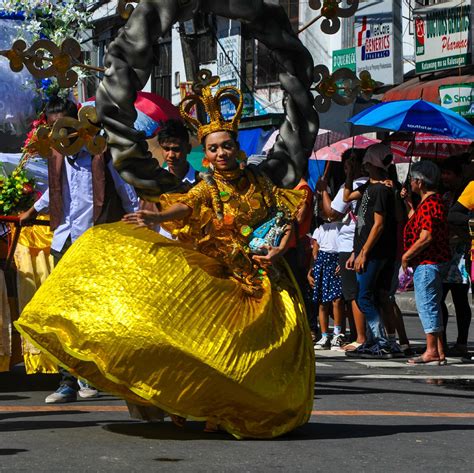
[159,167,306,295]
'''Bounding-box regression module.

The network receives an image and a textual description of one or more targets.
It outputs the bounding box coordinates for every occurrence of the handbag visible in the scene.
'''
[249,211,288,255]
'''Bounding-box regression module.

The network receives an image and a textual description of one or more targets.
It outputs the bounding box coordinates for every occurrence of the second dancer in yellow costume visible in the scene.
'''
[15,72,315,439]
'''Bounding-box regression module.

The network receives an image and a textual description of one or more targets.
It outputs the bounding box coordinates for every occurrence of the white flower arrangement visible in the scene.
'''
[0,0,95,42]
[0,0,97,98]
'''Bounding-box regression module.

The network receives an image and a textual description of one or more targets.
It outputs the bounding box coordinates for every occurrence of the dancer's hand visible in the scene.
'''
[252,245,280,267]
[122,210,161,228]
[307,270,315,288]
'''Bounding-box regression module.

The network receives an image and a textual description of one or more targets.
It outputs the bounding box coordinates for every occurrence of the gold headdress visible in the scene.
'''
[179,69,244,142]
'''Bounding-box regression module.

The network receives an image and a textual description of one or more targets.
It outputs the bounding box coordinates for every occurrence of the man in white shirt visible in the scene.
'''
[158,119,198,187]
[140,119,198,239]
[20,97,139,404]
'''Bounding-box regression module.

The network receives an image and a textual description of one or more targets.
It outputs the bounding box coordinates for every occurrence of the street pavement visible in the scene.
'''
[0,314,473,472]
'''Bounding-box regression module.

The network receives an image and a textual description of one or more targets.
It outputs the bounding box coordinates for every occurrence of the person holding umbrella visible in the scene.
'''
[401,161,451,365]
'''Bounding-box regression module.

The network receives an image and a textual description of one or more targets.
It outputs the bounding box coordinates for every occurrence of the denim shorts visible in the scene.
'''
[413,263,446,334]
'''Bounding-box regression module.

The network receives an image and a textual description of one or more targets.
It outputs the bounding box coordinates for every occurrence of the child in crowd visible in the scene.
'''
[308,217,345,350]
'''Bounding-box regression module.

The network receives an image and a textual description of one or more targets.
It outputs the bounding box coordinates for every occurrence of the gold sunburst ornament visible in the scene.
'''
[179,69,244,142]
[25,106,106,159]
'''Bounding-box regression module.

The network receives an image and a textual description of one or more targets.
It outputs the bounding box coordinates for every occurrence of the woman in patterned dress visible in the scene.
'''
[401,161,451,365]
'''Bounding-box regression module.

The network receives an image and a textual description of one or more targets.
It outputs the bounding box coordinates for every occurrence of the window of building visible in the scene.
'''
[256,0,299,87]
[152,33,172,100]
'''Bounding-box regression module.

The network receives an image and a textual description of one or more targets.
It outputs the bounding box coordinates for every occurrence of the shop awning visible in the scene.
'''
[382,73,474,104]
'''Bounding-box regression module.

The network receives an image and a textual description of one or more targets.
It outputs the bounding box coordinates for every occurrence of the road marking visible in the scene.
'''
[311,410,474,418]
[315,362,331,367]
[333,374,474,380]
[1,406,472,419]
[0,405,128,412]
[354,361,407,368]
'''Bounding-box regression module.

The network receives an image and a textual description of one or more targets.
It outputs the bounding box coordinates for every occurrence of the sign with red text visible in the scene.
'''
[355,0,402,85]
[415,1,471,74]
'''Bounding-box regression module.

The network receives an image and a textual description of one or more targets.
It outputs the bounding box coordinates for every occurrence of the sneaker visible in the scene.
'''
[359,342,394,359]
[45,385,77,404]
[78,380,99,399]
[400,344,415,357]
[345,342,373,358]
[447,344,469,357]
[314,335,332,350]
[330,334,346,351]
[389,342,405,358]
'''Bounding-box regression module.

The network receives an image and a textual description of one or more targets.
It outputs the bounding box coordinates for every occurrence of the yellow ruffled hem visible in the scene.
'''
[24,352,58,374]
[16,222,315,439]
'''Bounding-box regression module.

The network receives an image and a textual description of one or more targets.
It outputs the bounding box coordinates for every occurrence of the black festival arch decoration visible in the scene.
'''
[97,0,319,200]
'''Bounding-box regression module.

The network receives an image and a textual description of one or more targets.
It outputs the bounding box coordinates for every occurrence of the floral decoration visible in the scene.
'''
[0,165,36,215]
[22,113,47,156]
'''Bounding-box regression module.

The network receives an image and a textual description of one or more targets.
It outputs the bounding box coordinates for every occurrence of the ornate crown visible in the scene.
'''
[179,69,244,142]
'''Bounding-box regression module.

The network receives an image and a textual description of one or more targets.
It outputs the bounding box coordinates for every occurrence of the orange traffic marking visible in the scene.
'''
[0,406,473,418]
[0,405,128,412]
[311,410,474,418]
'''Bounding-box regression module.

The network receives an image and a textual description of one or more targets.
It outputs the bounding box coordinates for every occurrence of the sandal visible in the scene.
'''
[407,356,440,366]
[343,342,362,352]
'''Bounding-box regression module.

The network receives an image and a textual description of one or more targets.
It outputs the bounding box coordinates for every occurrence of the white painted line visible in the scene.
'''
[335,374,474,380]
[355,361,407,368]
[315,362,331,367]
[315,351,345,358]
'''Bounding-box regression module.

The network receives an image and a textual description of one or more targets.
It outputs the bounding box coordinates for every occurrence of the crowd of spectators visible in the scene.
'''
[291,144,473,364]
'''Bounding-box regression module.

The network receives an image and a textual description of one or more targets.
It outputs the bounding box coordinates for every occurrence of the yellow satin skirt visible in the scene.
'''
[15,222,315,439]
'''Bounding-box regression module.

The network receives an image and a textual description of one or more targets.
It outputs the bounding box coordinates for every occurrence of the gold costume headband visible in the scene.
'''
[179,69,244,141]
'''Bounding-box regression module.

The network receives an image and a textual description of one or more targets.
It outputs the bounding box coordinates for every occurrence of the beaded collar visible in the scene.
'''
[213,167,243,183]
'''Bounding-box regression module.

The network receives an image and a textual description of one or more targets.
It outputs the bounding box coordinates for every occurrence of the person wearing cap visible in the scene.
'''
[343,143,398,359]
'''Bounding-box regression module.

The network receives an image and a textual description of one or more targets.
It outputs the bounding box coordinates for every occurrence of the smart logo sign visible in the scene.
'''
[415,2,471,74]
[354,0,402,86]
[439,83,474,117]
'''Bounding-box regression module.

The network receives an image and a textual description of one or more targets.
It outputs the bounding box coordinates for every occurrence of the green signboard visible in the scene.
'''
[415,3,471,74]
[439,83,474,117]
[332,47,356,72]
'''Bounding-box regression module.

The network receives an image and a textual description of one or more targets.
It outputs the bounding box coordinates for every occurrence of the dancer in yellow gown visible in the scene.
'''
[15,74,315,439]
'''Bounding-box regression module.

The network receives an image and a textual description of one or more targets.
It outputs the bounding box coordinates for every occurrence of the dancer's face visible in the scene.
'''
[203,131,239,171]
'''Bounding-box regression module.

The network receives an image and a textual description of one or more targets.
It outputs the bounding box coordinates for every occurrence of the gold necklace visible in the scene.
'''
[213,167,243,183]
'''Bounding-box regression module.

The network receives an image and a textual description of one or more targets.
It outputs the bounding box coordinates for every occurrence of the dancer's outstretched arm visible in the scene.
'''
[123,204,192,228]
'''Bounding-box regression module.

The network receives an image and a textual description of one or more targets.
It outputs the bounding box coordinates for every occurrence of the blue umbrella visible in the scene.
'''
[348,99,474,139]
